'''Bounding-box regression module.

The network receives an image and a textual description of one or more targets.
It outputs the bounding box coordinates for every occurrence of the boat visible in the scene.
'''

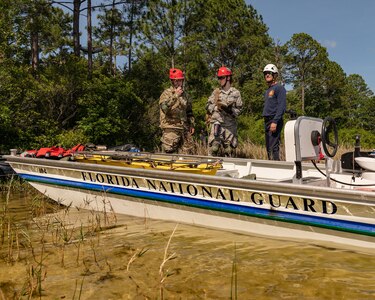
[5,116,375,251]
[0,156,16,181]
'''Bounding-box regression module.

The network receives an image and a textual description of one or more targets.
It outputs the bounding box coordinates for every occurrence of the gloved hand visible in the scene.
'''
[216,101,227,111]
[218,102,232,114]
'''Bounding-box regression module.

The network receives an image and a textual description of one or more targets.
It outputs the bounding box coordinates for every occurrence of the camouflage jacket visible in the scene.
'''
[206,87,242,127]
[159,87,194,130]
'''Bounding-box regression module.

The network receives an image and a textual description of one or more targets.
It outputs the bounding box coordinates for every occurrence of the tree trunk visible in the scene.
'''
[109,0,115,76]
[31,31,39,72]
[127,0,135,74]
[73,0,81,56]
[170,0,176,68]
[301,83,305,113]
[87,0,92,79]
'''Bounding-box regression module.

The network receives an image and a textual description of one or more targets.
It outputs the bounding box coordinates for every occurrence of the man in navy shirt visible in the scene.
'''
[262,64,286,160]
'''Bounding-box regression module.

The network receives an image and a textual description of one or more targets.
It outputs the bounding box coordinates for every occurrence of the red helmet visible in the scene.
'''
[169,68,184,80]
[217,66,232,77]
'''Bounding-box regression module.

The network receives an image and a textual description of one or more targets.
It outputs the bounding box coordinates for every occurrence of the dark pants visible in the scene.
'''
[264,118,283,160]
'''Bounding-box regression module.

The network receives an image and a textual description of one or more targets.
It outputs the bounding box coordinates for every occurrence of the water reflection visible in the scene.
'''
[1,186,375,299]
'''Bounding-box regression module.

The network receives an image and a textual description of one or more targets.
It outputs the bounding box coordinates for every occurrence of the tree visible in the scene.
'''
[122,0,147,73]
[183,0,272,112]
[72,0,85,56]
[140,0,186,67]
[0,1,24,64]
[77,76,146,146]
[1,0,71,72]
[284,33,329,113]
[344,74,374,131]
[185,0,271,75]
[94,1,126,75]
[305,60,347,120]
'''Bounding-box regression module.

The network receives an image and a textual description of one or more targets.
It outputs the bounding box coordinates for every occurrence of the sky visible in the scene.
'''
[248,0,375,93]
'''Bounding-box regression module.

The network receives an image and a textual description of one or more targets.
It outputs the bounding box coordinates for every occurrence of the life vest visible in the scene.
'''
[23,144,86,159]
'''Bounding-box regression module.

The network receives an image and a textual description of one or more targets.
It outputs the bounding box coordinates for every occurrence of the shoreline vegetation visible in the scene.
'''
[195,140,363,160]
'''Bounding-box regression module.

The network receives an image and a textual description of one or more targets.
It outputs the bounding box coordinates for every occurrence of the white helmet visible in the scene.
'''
[263,64,278,74]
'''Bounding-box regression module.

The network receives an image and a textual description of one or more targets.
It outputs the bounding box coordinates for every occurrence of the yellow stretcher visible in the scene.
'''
[72,153,222,175]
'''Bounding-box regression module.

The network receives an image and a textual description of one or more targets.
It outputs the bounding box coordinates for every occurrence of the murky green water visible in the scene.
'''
[1,185,375,299]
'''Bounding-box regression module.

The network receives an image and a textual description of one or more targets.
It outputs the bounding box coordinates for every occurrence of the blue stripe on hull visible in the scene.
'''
[20,174,375,237]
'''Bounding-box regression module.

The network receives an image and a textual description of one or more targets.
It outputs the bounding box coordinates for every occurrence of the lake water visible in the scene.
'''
[1,185,375,299]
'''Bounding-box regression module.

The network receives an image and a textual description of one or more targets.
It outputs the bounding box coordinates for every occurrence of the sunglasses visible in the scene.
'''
[263,71,273,76]
[217,76,226,80]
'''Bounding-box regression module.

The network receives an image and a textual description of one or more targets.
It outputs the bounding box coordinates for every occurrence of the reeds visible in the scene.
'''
[0,176,22,264]
[158,224,179,300]
[195,139,358,160]
[0,178,124,298]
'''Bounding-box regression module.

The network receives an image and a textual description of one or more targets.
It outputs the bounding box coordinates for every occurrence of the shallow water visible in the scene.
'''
[1,188,375,299]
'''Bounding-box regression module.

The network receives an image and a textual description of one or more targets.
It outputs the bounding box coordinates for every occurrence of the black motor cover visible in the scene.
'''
[341,151,370,171]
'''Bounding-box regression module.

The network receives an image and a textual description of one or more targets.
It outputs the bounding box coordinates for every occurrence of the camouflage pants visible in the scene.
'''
[161,128,194,154]
[208,123,238,157]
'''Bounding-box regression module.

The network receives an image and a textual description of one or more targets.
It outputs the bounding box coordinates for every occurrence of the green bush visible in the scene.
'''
[56,129,90,148]
[339,128,375,149]
[237,115,265,145]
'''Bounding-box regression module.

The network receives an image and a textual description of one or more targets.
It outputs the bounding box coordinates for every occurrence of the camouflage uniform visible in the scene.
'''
[206,87,242,156]
[159,87,195,154]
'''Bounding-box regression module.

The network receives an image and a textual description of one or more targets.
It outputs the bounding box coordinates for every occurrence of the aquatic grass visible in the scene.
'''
[100,195,118,227]
[20,264,45,298]
[20,226,48,299]
[0,176,24,264]
[230,243,238,300]
[0,288,5,300]
[88,235,100,268]
[0,176,26,193]
[83,194,118,234]
[74,224,85,266]
[0,185,122,299]
[5,222,22,264]
[159,224,179,299]
[126,247,148,271]
[72,276,85,300]
[30,193,60,218]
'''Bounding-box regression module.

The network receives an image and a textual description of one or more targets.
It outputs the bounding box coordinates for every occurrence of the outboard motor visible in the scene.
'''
[340,135,369,172]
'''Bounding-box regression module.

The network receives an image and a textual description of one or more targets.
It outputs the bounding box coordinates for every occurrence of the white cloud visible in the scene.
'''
[321,40,337,49]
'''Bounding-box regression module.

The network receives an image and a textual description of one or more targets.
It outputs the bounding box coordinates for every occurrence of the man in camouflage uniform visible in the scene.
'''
[206,66,242,157]
[159,68,195,154]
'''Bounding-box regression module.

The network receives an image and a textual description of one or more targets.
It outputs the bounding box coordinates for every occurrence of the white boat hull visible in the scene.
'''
[29,180,375,250]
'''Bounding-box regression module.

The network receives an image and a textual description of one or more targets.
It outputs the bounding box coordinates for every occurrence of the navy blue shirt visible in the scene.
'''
[262,83,286,123]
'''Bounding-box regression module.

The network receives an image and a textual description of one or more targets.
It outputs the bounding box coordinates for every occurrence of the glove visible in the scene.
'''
[221,103,233,114]
[216,101,227,111]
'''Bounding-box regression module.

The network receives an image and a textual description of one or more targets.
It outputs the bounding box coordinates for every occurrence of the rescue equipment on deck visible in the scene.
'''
[72,152,222,175]
[21,144,221,175]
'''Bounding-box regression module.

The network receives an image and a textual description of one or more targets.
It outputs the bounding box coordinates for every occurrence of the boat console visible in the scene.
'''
[284,116,338,184]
